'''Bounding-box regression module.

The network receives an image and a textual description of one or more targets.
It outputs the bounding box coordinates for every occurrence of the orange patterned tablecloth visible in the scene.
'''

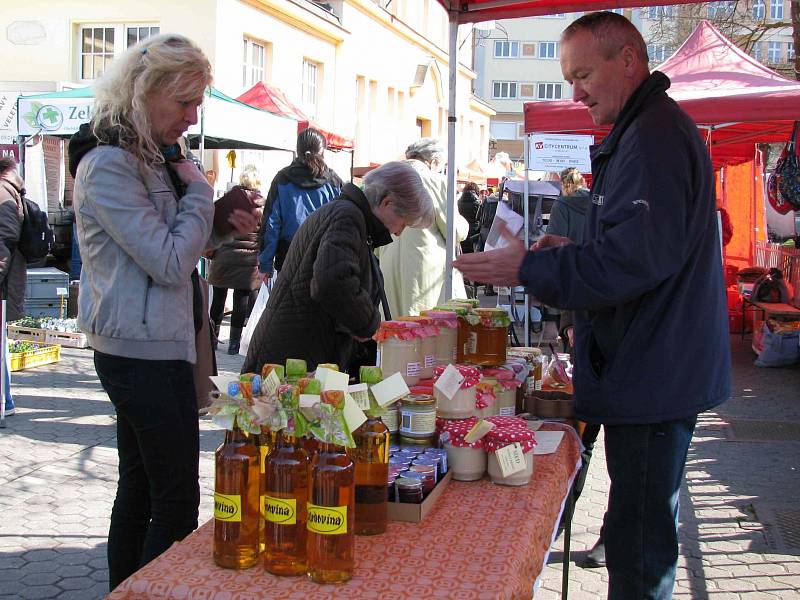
[109,424,581,600]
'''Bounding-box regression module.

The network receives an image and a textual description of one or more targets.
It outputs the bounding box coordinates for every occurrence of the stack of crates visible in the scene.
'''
[24,267,70,318]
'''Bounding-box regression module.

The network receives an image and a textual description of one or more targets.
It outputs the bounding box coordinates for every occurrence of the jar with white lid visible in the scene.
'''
[374,321,421,386]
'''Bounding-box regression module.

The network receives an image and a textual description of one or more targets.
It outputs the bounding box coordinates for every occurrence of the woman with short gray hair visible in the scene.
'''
[242,161,433,374]
[377,137,470,316]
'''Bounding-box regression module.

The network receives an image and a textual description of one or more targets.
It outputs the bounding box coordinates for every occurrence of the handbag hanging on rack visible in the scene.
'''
[773,121,800,212]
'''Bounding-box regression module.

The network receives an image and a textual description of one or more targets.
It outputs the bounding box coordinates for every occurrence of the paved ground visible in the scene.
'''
[0,322,798,599]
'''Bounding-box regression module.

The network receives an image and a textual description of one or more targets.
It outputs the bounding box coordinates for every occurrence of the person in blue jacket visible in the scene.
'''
[455,12,731,600]
[257,128,342,281]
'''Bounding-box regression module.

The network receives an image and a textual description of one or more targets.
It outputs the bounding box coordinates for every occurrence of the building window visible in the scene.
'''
[538,42,558,59]
[492,81,518,99]
[768,41,782,62]
[752,42,763,61]
[707,1,734,17]
[78,23,159,80]
[537,83,562,100]
[242,38,266,88]
[490,121,518,140]
[302,59,320,116]
[494,40,519,58]
[126,25,159,48]
[753,0,765,19]
[769,0,784,19]
[647,43,670,63]
[647,5,675,19]
[789,42,795,60]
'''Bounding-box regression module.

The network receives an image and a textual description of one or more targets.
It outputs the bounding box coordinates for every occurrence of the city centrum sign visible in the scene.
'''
[528,133,593,173]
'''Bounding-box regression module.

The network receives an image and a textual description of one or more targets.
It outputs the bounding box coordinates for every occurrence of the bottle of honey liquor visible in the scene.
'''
[307,442,355,582]
[214,421,260,569]
[263,430,309,575]
[350,416,389,535]
[254,425,275,554]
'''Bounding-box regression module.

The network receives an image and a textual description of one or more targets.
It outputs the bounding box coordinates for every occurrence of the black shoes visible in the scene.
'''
[579,538,606,568]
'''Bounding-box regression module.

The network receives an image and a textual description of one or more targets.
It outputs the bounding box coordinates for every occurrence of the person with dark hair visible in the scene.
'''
[456,12,730,600]
[0,156,26,418]
[457,181,481,254]
[257,128,343,280]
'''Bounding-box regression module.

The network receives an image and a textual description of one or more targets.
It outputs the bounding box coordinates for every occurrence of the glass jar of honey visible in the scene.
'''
[375,321,422,386]
[307,442,355,584]
[397,316,438,379]
[399,394,437,444]
[420,309,458,367]
[467,308,511,366]
[432,364,481,419]
[484,424,536,486]
[437,417,487,482]
[214,423,260,569]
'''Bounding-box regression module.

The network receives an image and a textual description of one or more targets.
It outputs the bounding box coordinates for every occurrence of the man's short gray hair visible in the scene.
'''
[405,138,445,164]
[562,11,648,64]
[363,161,435,229]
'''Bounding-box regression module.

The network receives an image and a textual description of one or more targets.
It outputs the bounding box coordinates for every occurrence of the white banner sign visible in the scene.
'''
[17,97,93,136]
[528,133,593,173]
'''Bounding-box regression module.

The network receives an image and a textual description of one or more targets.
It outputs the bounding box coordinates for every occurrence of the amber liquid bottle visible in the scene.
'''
[264,431,309,576]
[254,427,276,554]
[214,425,260,569]
[307,442,356,583]
[350,416,390,535]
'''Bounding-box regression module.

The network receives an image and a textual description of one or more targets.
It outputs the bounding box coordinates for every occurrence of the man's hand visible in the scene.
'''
[228,208,259,235]
[453,225,526,286]
[531,234,571,251]
[260,271,272,285]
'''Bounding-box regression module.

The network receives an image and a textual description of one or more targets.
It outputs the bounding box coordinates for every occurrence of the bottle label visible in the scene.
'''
[467,332,478,354]
[406,361,421,377]
[400,408,436,435]
[499,406,516,416]
[214,492,241,522]
[264,495,297,525]
[424,354,436,369]
[307,503,348,535]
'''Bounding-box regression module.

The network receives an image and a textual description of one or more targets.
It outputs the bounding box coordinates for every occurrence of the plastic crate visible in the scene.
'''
[9,343,61,371]
[26,267,70,300]
[24,299,64,318]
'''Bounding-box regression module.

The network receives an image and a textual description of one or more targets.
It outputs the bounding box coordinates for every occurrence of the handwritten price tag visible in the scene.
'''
[262,370,282,397]
[495,442,527,478]
[347,384,371,411]
[433,364,464,401]
[464,419,495,444]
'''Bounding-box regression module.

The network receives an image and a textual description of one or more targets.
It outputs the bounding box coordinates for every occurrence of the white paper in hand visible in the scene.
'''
[484,201,524,251]
[433,364,464,401]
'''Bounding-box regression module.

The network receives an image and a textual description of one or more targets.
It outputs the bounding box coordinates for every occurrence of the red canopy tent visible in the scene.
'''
[436,0,698,21]
[523,20,800,168]
[236,82,354,151]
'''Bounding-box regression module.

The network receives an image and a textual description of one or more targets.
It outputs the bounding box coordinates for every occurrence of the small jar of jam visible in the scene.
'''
[395,476,423,503]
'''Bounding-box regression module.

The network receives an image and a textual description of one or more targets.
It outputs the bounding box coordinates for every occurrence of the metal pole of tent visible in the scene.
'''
[0,297,6,428]
[199,96,206,164]
[17,135,26,180]
[523,134,530,346]
[444,10,458,301]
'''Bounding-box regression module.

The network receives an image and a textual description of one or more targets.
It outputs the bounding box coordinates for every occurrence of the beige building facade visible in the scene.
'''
[1,0,493,188]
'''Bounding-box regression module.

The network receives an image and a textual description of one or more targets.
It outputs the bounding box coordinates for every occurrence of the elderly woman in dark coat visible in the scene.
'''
[207,165,265,354]
[242,161,434,374]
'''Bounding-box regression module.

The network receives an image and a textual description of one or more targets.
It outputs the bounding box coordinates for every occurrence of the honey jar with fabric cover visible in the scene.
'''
[374,321,422,386]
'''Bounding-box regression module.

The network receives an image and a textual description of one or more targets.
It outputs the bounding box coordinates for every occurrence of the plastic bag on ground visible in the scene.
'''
[239,280,270,357]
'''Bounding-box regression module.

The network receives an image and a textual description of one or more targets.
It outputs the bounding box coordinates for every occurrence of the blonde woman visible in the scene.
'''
[68,34,257,590]
[546,166,590,243]
[207,164,265,354]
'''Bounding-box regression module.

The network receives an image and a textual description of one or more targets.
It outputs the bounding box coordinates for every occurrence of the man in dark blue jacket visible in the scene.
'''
[456,12,730,600]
